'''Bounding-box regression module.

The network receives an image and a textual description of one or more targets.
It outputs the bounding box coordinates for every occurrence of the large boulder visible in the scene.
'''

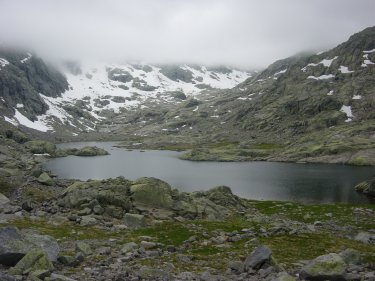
[244,245,273,271]
[8,249,53,276]
[205,186,244,209]
[37,172,54,186]
[299,253,346,281]
[172,194,229,220]
[0,192,10,206]
[74,146,109,157]
[0,227,59,266]
[61,177,132,214]
[124,213,147,228]
[130,177,174,209]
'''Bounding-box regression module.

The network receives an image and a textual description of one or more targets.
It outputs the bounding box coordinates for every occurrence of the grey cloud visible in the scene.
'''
[0,0,374,68]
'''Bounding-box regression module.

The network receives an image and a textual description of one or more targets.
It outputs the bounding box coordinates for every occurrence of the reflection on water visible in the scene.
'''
[44,142,375,204]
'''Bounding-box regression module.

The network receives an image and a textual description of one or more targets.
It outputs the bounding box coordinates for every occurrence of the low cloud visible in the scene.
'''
[0,0,374,68]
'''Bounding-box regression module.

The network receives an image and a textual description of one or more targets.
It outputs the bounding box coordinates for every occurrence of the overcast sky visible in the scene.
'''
[0,0,374,69]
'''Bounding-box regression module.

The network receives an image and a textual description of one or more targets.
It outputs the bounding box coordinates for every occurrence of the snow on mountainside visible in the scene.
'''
[1,58,250,134]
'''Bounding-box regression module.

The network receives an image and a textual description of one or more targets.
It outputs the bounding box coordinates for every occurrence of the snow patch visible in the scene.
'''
[339,66,354,74]
[4,116,18,126]
[340,105,353,122]
[273,69,287,76]
[327,90,334,96]
[361,54,375,67]
[0,58,9,70]
[16,103,24,108]
[14,109,51,132]
[192,106,199,112]
[352,95,362,100]
[20,53,32,64]
[307,74,335,80]
[301,56,337,72]
[363,49,375,54]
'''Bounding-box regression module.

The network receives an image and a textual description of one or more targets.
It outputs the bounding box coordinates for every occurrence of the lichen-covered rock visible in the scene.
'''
[0,227,35,266]
[75,241,92,256]
[137,266,171,280]
[26,141,56,154]
[121,242,138,254]
[37,172,53,186]
[299,253,346,281]
[205,186,243,209]
[75,146,109,157]
[354,232,375,244]
[79,216,97,226]
[0,192,10,206]
[61,177,132,214]
[339,248,361,265]
[8,249,53,276]
[130,177,174,209]
[124,213,147,228]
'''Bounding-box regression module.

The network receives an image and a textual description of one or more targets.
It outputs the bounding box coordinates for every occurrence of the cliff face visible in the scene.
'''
[0,48,68,121]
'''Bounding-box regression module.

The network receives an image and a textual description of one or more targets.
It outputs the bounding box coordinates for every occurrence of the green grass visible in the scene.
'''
[132,222,194,245]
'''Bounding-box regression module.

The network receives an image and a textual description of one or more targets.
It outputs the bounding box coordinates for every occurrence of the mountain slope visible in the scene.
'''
[0,48,68,131]
[0,54,251,135]
[121,26,375,165]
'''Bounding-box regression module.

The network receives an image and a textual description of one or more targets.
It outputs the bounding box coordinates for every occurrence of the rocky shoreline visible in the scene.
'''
[0,134,375,280]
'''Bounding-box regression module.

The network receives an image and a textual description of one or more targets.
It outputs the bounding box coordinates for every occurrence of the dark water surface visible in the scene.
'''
[44,142,375,204]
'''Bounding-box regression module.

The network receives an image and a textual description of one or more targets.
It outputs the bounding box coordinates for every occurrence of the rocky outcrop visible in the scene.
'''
[0,227,59,266]
[355,177,375,197]
[56,146,109,157]
[299,253,347,281]
[8,249,53,276]
[59,177,243,222]
[0,48,68,120]
[244,245,273,271]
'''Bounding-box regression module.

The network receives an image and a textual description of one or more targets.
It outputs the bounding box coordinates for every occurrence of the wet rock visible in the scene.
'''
[244,245,272,271]
[124,213,147,228]
[9,249,53,276]
[299,253,346,281]
[37,172,53,186]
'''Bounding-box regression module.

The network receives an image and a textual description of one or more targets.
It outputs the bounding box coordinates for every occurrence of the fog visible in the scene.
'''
[0,0,374,68]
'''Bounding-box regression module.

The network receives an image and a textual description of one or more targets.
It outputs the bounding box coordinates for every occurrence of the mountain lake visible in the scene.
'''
[44,142,375,204]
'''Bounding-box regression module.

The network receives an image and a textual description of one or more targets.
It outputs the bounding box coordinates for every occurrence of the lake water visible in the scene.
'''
[44,142,375,204]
